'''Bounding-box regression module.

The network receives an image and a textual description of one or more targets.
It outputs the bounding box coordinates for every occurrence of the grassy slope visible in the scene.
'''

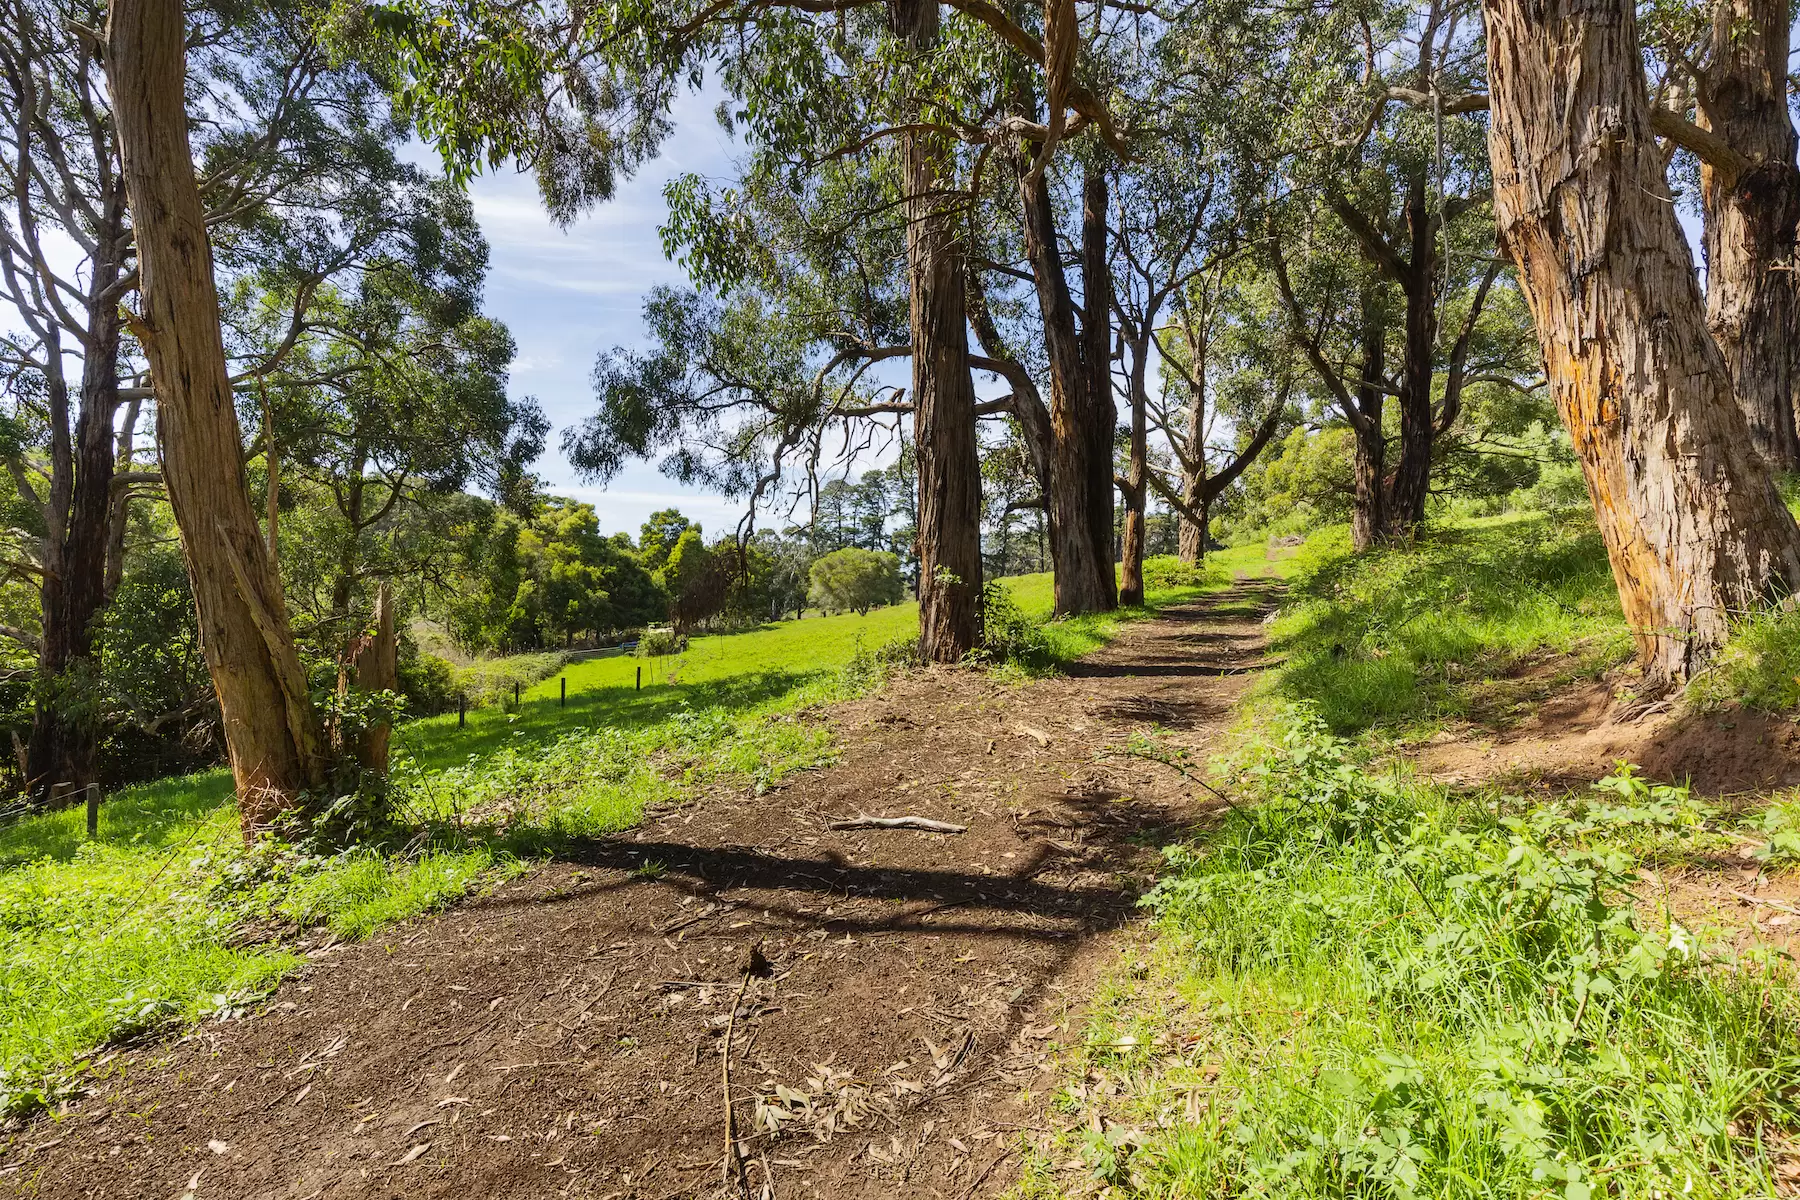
[1265,513,1632,733]
[0,564,1234,1113]
[1022,518,1800,1199]
[1034,715,1799,1199]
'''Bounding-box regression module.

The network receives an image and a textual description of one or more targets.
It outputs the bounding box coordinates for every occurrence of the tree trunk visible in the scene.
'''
[1482,0,1800,684]
[348,581,397,774]
[1698,0,1800,471]
[894,0,982,662]
[1386,173,1438,537]
[1350,293,1388,553]
[1176,344,1208,564]
[104,397,143,603]
[26,315,123,799]
[108,0,327,831]
[329,471,365,636]
[1119,330,1149,605]
[1019,162,1118,615]
[1079,173,1119,608]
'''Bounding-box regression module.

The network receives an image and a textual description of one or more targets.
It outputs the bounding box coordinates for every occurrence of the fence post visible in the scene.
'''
[560,677,566,707]
[85,783,101,838]
[636,665,642,691]
[458,693,466,728]
[513,681,521,708]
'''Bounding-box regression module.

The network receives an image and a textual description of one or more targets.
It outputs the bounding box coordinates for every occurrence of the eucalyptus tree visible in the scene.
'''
[1641,0,1800,470]
[1107,93,1273,597]
[573,151,925,541]
[1,0,430,801]
[233,182,544,650]
[1482,0,1800,685]
[353,0,986,658]
[108,0,330,827]
[1260,0,1503,548]
[1138,265,1293,565]
[358,0,1149,647]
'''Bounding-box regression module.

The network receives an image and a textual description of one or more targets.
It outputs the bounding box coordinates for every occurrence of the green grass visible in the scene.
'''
[1688,604,1800,715]
[1265,514,1633,733]
[1029,709,1800,1199]
[0,568,1233,1117]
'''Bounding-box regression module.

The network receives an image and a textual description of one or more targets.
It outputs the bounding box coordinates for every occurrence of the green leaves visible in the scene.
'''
[1128,706,1800,1196]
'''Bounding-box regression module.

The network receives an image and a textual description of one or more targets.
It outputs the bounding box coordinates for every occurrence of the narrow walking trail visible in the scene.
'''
[7,583,1281,1200]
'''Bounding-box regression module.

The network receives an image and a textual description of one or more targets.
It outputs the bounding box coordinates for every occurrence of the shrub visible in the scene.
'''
[397,651,458,716]
[808,548,904,614]
[1141,555,1226,593]
[973,579,1049,666]
[635,627,687,658]
[451,652,571,710]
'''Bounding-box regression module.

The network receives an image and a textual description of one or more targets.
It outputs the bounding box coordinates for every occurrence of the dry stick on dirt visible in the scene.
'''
[1731,890,1800,916]
[1100,747,1244,813]
[828,815,970,834]
[720,968,753,1194]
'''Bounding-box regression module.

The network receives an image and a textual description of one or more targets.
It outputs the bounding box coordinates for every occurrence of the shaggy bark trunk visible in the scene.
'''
[108,0,327,830]
[26,314,122,798]
[1698,0,1800,470]
[261,381,280,558]
[1119,327,1149,606]
[1019,161,1117,615]
[894,0,982,662]
[1483,0,1800,684]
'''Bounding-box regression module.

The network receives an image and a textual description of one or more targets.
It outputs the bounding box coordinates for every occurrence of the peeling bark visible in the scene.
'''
[894,0,982,661]
[108,0,326,831]
[1696,0,1800,470]
[1483,0,1800,684]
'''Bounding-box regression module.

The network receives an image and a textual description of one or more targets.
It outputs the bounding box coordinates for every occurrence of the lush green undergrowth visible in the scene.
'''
[1266,514,1632,733]
[1688,605,1800,715]
[1032,709,1800,1199]
[0,567,1231,1118]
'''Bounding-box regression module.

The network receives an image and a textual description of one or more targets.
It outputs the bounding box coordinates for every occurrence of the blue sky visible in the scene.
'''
[462,90,752,538]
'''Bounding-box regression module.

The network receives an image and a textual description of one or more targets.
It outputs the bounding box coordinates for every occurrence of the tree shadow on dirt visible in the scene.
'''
[455,786,1204,946]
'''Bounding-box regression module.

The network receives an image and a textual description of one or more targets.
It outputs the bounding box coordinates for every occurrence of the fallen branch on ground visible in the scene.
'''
[1100,746,1245,813]
[828,815,969,834]
[1731,889,1800,916]
[721,966,753,1194]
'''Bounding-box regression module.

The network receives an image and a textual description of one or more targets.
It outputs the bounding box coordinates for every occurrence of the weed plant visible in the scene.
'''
[1688,605,1800,715]
[1063,708,1799,1198]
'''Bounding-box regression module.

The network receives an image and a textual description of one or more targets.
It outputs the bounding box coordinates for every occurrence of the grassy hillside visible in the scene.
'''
[1265,513,1632,732]
[1031,710,1800,1198]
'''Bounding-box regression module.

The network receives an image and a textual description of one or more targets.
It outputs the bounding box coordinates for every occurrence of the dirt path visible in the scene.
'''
[4,583,1280,1200]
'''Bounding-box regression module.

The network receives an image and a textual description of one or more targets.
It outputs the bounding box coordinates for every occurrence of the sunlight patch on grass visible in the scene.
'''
[1265,515,1631,732]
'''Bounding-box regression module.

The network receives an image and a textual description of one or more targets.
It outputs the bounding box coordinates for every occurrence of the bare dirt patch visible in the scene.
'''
[1,583,1280,1200]
[1413,674,1800,798]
